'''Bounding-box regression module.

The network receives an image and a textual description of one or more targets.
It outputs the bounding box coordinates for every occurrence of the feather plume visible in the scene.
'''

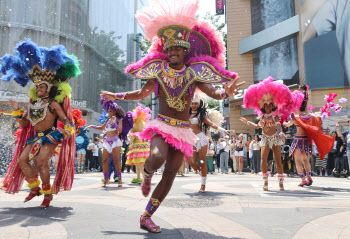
[136,0,200,40]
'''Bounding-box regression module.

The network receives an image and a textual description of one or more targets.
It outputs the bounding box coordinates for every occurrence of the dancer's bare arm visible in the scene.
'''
[203,116,230,134]
[87,121,106,131]
[51,101,72,138]
[240,117,260,129]
[9,99,30,127]
[100,78,156,102]
[283,120,295,127]
[196,79,245,100]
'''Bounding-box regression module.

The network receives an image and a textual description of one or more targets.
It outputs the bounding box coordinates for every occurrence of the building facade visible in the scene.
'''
[227,0,350,136]
[0,0,148,139]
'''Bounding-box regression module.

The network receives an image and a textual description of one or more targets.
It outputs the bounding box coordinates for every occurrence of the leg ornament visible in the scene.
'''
[40,184,53,208]
[117,172,122,187]
[277,174,285,191]
[140,198,161,233]
[306,171,313,186]
[199,176,207,193]
[141,170,154,197]
[262,172,270,191]
[298,173,308,187]
[24,178,41,203]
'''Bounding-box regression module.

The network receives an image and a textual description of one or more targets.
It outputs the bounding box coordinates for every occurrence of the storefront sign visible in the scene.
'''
[0,90,29,102]
[0,90,87,108]
[71,100,87,108]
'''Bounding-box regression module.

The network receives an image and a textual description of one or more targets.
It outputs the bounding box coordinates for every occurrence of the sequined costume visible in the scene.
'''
[0,39,80,203]
[291,114,334,160]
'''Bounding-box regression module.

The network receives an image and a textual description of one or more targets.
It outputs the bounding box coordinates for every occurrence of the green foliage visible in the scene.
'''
[88,26,126,70]
[207,97,220,110]
[134,33,151,57]
[202,12,227,49]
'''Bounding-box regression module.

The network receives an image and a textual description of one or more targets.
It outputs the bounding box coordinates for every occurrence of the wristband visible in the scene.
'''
[279,132,286,138]
[220,89,229,100]
[91,125,98,129]
[115,92,128,100]
[12,108,24,119]
[218,127,225,133]
[247,121,252,125]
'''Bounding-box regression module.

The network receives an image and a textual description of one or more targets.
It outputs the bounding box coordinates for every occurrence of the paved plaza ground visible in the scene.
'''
[1,172,350,239]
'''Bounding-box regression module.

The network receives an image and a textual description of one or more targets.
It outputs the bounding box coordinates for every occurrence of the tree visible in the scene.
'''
[88,26,126,70]
[134,33,151,57]
[207,97,220,110]
[202,12,227,50]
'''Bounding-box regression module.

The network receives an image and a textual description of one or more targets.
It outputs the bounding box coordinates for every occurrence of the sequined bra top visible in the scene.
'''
[258,114,280,128]
[105,118,119,132]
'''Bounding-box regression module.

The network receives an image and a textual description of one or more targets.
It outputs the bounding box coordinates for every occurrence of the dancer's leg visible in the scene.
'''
[36,143,57,185]
[198,144,208,192]
[188,148,200,172]
[102,148,112,186]
[239,156,243,172]
[272,145,284,190]
[294,149,311,186]
[141,135,169,197]
[260,146,270,190]
[112,146,122,186]
[140,143,184,233]
[36,143,57,207]
[18,145,36,179]
[150,147,183,201]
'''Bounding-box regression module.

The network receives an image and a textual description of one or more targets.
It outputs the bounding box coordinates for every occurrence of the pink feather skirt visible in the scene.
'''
[138,119,196,159]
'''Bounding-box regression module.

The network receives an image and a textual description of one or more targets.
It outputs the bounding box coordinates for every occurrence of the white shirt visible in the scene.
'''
[93,144,101,156]
[221,141,231,152]
[333,140,337,150]
[312,0,350,83]
[250,140,261,151]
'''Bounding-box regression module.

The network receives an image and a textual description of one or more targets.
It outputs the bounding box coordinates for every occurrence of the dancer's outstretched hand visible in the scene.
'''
[100,91,116,102]
[9,99,19,110]
[223,78,246,97]
[240,117,247,124]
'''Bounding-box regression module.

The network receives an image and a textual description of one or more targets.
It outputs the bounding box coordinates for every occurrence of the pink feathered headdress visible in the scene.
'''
[136,0,227,66]
[243,77,295,121]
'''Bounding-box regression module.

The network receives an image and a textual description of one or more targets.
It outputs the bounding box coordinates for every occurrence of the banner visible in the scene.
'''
[216,0,225,15]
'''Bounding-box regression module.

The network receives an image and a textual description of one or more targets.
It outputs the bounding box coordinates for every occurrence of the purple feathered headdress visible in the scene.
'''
[100,100,119,112]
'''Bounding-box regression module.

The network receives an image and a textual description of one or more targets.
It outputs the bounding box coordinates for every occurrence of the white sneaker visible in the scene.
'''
[325,172,328,177]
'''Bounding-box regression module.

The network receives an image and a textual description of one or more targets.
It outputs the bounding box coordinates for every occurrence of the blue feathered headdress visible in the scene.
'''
[0,38,81,87]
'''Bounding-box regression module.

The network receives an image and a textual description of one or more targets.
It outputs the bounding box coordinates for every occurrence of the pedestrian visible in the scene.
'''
[86,138,94,171]
[92,139,101,171]
[327,131,343,176]
[220,136,231,174]
[235,134,244,174]
[250,134,261,174]
[245,135,252,171]
[336,121,350,179]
